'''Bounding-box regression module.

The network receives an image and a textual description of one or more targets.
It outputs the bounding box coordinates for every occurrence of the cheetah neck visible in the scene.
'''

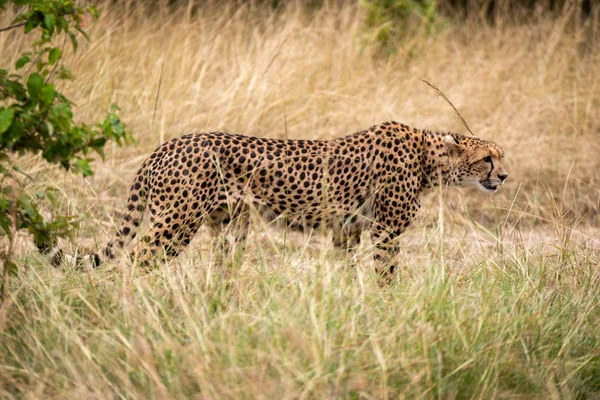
[420,129,454,190]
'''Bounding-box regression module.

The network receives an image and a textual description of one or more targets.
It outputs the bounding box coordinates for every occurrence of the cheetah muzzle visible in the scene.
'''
[479,179,499,193]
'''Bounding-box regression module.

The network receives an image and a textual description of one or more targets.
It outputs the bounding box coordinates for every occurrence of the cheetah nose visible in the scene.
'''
[498,173,508,182]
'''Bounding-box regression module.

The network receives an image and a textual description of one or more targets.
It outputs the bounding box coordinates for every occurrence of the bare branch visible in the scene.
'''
[419,78,475,136]
[152,60,166,127]
[278,74,288,140]
[0,22,26,33]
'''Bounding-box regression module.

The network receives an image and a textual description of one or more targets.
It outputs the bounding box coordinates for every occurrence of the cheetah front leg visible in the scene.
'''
[369,224,402,280]
[134,217,201,268]
[369,188,419,282]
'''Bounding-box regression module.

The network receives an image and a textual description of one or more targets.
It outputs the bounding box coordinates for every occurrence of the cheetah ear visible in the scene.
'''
[444,135,463,155]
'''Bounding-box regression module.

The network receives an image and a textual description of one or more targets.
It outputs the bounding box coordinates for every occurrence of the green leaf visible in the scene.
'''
[75,25,90,42]
[87,5,100,19]
[67,31,78,52]
[56,66,75,80]
[44,13,55,33]
[0,216,12,237]
[17,192,34,215]
[15,55,31,70]
[24,19,36,34]
[110,117,124,135]
[48,48,61,65]
[74,158,93,176]
[93,145,105,159]
[4,260,18,277]
[13,166,34,182]
[59,17,68,32]
[0,108,15,134]
[45,188,57,204]
[27,73,44,100]
[7,118,24,144]
[40,84,55,106]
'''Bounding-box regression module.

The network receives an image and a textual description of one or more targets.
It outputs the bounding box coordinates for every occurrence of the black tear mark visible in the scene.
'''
[487,158,494,180]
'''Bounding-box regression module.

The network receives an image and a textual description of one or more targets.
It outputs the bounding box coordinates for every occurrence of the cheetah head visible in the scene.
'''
[444,134,508,193]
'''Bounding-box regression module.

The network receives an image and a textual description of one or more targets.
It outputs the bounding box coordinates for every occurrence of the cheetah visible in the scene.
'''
[50,121,508,275]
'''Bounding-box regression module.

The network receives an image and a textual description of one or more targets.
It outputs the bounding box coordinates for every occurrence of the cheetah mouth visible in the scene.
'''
[478,180,498,193]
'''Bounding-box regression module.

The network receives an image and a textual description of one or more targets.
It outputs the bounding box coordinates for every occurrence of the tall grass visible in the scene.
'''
[1,1,599,398]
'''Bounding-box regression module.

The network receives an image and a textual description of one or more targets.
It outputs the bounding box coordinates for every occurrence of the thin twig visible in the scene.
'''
[262,29,291,77]
[419,78,475,136]
[152,60,165,127]
[0,22,26,33]
[279,75,288,139]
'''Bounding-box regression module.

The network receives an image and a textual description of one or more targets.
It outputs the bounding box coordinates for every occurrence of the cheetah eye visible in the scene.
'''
[483,156,492,163]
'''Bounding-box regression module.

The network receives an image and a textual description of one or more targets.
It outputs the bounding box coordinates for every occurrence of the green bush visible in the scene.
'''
[362,0,439,52]
[0,0,133,295]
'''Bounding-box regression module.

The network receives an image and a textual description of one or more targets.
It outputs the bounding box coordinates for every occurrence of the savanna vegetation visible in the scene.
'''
[0,0,599,398]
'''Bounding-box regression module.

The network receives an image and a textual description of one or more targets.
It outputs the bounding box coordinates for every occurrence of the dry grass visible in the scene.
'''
[1,1,599,398]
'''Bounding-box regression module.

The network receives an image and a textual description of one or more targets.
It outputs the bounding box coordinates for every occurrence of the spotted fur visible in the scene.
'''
[53,121,508,274]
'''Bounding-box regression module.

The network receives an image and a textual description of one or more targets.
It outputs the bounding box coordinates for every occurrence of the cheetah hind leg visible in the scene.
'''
[371,237,401,285]
[133,217,201,269]
[208,203,250,273]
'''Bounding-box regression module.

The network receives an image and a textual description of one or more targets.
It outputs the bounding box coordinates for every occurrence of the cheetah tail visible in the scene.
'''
[93,160,151,266]
[42,160,151,269]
